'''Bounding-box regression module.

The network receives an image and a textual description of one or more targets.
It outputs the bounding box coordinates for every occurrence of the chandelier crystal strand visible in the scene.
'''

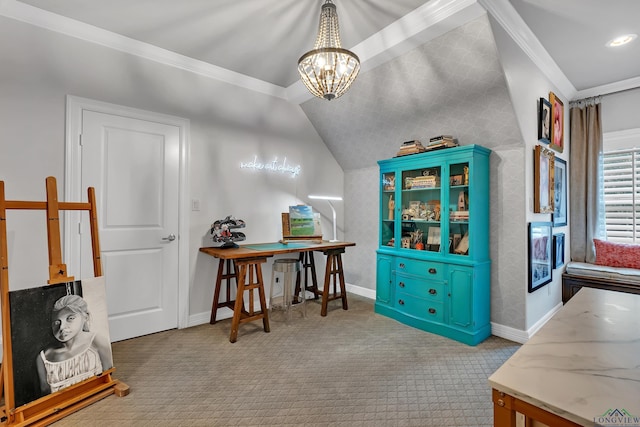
[298,0,360,101]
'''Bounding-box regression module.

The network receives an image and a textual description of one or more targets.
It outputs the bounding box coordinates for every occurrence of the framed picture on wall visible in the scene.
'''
[528,222,553,292]
[553,233,565,269]
[549,91,564,153]
[552,157,567,226]
[534,145,555,213]
[538,97,551,144]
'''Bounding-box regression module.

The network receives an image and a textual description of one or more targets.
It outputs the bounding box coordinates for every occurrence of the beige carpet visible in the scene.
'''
[53,295,519,426]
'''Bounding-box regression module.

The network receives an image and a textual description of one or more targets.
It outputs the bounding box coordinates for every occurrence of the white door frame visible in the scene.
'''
[64,95,191,331]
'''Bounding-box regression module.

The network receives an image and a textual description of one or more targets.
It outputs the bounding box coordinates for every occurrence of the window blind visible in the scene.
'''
[603,148,640,243]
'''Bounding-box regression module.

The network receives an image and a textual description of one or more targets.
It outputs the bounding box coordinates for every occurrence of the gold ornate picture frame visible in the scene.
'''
[534,144,555,213]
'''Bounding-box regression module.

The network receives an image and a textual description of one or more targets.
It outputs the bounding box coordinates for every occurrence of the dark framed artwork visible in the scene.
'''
[553,233,565,269]
[552,157,567,226]
[549,91,564,153]
[538,97,551,144]
[528,222,553,292]
[534,145,555,213]
[9,277,113,407]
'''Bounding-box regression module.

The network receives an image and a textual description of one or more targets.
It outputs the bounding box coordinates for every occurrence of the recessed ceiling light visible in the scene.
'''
[606,34,637,47]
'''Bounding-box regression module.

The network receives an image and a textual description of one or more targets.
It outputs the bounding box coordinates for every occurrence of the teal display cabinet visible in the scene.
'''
[376,144,491,345]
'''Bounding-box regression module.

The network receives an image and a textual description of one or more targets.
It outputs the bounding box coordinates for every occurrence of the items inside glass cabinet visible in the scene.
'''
[449,162,469,255]
[382,173,396,247]
[399,166,441,252]
[381,163,471,255]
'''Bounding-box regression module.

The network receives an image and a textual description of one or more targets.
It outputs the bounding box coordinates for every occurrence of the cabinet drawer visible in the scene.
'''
[396,274,444,301]
[396,258,444,280]
[396,293,444,323]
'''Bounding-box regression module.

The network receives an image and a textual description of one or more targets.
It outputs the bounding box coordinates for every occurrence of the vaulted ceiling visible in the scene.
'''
[12,0,639,96]
[4,0,640,170]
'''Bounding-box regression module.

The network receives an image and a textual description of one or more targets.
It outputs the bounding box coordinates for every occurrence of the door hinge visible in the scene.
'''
[79,133,83,146]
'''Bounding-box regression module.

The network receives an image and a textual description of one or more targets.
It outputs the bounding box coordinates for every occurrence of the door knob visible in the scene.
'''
[162,233,176,242]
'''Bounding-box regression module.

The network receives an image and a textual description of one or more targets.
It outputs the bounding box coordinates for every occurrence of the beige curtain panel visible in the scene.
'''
[569,100,603,263]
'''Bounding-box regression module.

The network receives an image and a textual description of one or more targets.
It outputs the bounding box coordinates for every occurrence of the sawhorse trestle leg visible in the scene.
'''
[319,248,348,317]
[229,257,270,343]
[210,259,237,324]
[295,251,319,301]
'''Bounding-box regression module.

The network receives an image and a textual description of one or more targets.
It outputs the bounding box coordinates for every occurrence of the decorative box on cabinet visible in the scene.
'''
[375,145,491,345]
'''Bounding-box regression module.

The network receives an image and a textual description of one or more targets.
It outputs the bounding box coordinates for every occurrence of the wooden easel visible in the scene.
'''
[0,177,129,426]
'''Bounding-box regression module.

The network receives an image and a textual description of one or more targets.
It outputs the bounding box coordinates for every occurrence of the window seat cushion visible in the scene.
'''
[565,261,640,283]
[562,262,640,303]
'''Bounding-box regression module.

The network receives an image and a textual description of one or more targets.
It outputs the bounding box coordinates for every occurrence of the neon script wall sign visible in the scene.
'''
[240,156,301,177]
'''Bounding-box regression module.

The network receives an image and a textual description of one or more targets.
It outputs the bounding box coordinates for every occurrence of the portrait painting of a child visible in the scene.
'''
[9,277,113,407]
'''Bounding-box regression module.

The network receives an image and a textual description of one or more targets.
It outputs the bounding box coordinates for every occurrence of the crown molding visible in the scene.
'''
[478,0,576,101]
[8,0,619,105]
[353,0,485,72]
[573,76,640,100]
[6,0,485,105]
[0,0,288,99]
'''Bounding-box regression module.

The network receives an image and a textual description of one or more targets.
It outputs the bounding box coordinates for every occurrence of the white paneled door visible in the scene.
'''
[79,109,181,341]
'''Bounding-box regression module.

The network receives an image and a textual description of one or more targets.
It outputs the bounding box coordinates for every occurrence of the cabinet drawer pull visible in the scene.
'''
[399,281,405,288]
[428,268,437,274]
[429,288,437,295]
[399,263,405,269]
[398,299,405,305]
[428,308,436,314]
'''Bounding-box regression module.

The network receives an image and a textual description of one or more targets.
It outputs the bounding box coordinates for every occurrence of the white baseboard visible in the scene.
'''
[346,283,376,300]
[187,282,374,327]
[526,301,563,337]
[491,301,563,344]
[188,307,234,328]
[188,285,562,346]
[490,322,528,344]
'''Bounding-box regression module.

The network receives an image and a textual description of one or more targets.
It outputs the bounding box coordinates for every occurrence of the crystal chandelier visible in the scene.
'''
[298,0,360,101]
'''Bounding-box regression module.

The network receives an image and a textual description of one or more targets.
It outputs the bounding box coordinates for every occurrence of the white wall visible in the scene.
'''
[601,88,640,133]
[489,17,567,332]
[0,17,344,322]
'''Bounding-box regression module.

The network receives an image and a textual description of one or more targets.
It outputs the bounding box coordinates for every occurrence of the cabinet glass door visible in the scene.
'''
[400,166,441,252]
[381,172,396,247]
[448,162,470,256]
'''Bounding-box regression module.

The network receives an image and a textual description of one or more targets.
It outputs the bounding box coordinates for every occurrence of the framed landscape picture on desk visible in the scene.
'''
[289,205,315,236]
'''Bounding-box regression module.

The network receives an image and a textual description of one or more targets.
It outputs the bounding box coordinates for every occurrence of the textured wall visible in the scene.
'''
[301,15,522,171]
[343,167,379,290]
[488,147,527,328]
[308,15,526,330]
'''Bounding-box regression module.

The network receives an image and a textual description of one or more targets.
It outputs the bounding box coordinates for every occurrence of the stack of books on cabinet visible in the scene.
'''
[396,140,427,157]
[426,135,458,151]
